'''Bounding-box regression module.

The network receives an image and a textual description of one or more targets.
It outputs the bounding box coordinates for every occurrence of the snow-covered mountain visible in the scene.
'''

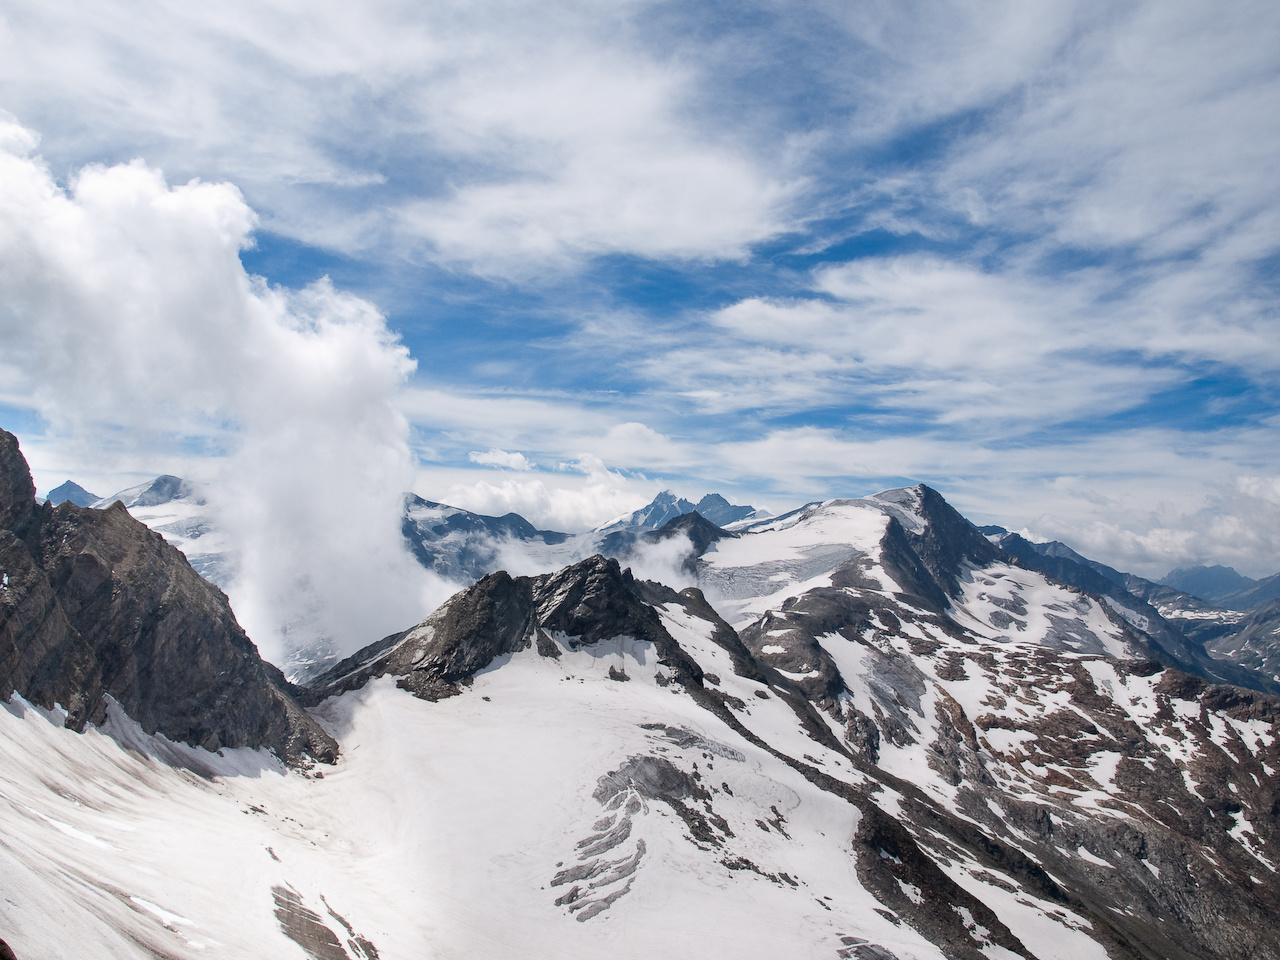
[400,492,577,582]
[597,489,765,532]
[402,489,763,585]
[58,467,1280,692]
[84,480,760,596]
[1207,599,1280,684]
[5,428,1280,960]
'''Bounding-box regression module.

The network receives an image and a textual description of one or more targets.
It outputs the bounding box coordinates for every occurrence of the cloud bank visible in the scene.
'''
[0,118,448,663]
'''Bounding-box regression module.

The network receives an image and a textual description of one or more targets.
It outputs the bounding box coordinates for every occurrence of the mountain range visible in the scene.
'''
[58,468,1280,693]
[1159,565,1280,613]
[5,431,1280,959]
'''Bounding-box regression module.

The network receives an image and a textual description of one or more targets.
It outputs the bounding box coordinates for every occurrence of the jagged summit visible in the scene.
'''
[598,490,762,532]
[690,493,759,527]
[307,554,707,704]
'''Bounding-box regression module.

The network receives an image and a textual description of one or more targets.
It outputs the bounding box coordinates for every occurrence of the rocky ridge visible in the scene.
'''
[0,430,335,765]
[299,484,1280,959]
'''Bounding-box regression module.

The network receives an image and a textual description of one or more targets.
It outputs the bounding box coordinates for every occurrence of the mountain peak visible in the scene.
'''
[1160,564,1257,605]
[599,490,759,532]
[44,480,101,507]
[0,430,334,765]
[0,430,37,531]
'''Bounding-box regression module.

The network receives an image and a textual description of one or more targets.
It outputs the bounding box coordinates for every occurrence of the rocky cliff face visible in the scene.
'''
[308,555,718,706]
[0,430,335,765]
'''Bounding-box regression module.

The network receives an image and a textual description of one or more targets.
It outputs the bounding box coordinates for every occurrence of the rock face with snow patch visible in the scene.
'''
[0,430,335,765]
[1208,599,1280,684]
[400,493,569,582]
[991,530,1280,696]
[91,473,229,586]
[307,555,717,706]
[597,490,762,532]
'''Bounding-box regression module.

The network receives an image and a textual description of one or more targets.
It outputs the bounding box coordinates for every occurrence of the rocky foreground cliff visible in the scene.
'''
[0,429,334,765]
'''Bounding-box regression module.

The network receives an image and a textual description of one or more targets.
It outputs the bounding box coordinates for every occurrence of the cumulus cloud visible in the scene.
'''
[0,119,448,663]
[622,532,698,591]
[442,455,655,532]
[468,448,536,471]
[1025,472,1280,581]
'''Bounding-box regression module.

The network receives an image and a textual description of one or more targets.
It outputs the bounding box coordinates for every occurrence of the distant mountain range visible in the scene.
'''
[8,431,1280,960]
[58,473,1280,692]
[1159,563,1280,612]
[597,490,766,531]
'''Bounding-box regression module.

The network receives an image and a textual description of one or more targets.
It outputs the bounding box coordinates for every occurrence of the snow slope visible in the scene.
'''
[7,481,1280,960]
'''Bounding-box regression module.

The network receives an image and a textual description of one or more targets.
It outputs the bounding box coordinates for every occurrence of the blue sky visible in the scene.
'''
[2,0,1280,591]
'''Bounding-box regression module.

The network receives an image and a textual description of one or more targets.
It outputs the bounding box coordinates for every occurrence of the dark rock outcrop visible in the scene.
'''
[899,485,1001,599]
[0,430,335,765]
[1209,598,1280,683]
[307,555,716,704]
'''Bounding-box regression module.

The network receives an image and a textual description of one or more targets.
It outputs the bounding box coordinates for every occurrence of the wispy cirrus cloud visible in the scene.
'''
[0,0,798,272]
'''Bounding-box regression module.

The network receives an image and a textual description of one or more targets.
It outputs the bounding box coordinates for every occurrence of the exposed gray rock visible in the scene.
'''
[1209,598,1280,682]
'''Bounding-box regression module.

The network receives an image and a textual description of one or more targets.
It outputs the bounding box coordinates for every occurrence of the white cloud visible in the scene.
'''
[441,455,655,532]
[0,0,797,273]
[4,2,1280,588]
[1026,474,1280,583]
[624,532,697,591]
[632,256,1175,430]
[467,448,536,471]
[0,119,446,663]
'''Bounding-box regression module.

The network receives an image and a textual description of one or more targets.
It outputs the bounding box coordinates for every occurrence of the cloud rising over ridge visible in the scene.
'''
[0,118,449,663]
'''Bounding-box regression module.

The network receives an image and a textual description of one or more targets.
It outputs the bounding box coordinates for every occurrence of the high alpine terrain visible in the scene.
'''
[4,431,1280,960]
